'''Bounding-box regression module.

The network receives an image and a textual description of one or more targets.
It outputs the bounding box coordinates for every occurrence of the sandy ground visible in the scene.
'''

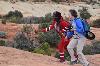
[0,46,100,66]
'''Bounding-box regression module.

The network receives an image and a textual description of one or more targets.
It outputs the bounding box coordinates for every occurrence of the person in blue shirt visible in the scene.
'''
[67,9,89,66]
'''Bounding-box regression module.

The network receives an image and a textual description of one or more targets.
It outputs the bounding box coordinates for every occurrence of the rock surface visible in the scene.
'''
[0,46,100,66]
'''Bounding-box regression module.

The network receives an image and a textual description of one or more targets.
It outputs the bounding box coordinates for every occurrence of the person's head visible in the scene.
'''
[53,11,61,23]
[69,9,78,19]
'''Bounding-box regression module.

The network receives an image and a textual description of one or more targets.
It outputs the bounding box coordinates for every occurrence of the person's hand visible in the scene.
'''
[41,29,46,32]
[61,33,66,38]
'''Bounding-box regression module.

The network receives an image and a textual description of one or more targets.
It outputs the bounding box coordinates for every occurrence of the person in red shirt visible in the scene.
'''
[42,11,73,62]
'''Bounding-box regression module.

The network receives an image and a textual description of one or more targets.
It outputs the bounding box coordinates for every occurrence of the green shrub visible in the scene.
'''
[33,0,46,2]
[14,10,23,18]
[91,19,100,28]
[3,0,8,1]
[78,7,91,19]
[13,32,31,50]
[2,10,23,23]
[33,17,39,24]
[34,13,52,24]
[13,26,40,52]
[0,32,7,38]
[51,0,61,3]
[14,13,52,24]
[0,40,6,46]
[92,41,100,54]
[33,42,52,56]
[83,45,93,55]
[20,0,26,2]
[38,29,60,47]
[1,19,6,24]
[83,40,100,55]
[45,13,53,23]
[39,23,50,28]
[6,10,23,18]
[0,15,2,19]
[22,24,33,33]
[9,17,17,22]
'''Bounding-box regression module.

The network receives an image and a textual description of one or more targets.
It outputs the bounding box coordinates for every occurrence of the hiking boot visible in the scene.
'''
[83,63,89,66]
[70,60,78,65]
[59,59,65,63]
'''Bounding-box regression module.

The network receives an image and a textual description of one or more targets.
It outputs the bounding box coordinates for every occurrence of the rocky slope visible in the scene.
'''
[0,46,100,66]
[0,1,100,18]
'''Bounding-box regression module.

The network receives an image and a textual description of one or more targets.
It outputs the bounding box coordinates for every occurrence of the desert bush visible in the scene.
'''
[90,19,100,28]
[20,0,26,2]
[45,13,53,23]
[38,17,45,23]
[92,41,100,54]
[6,10,23,18]
[51,0,64,3]
[15,13,52,24]
[39,23,50,28]
[1,19,6,24]
[83,40,100,55]
[22,24,33,33]
[0,40,6,46]
[38,29,60,47]
[3,0,8,1]
[0,32,7,38]
[13,32,31,50]
[37,13,52,23]
[83,45,93,55]
[33,0,46,2]
[0,15,2,19]
[9,17,17,22]
[78,7,91,19]
[13,24,40,51]
[13,31,40,51]
[2,10,23,23]
[33,42,52,56]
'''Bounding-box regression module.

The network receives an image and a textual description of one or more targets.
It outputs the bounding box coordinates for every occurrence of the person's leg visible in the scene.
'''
[64,39,70,51]
[67,38,77,62]
[57,37,65,62]
[77,38,89,66]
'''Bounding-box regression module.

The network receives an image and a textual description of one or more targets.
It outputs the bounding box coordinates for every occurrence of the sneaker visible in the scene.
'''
[70,60,78,65]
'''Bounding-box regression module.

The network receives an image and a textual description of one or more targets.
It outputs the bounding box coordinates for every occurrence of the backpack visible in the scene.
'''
[74,18,90,34]
[75,18,95,40]
[81,19,90,33]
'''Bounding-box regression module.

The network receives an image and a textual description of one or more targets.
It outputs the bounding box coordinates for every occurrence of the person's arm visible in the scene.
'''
[42,21,55,32]
[60,21,71,33]
[59,21,71,38]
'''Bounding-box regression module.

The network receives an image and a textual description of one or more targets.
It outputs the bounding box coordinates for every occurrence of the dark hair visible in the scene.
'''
[53,11,61,18]
[69,9,78,17]
[53,11,61,23]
